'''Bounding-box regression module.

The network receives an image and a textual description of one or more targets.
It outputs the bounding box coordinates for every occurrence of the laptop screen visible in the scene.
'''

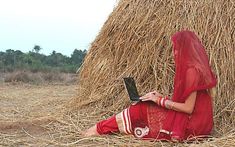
[123,77,140,101]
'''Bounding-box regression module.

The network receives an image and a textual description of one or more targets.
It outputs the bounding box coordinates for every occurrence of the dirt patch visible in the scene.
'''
[0,83,76,146]
[0,83,76,121]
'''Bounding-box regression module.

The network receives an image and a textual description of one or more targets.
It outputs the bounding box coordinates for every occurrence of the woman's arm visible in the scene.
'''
[167,91,196,114]
[140,91,197,114]
[140,68,198,114]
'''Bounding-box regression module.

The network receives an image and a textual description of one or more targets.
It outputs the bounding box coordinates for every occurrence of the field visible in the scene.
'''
[0,72,234,146]
[2,82,235,147]
[0,83,234,147]
[0,83,143,146]
[0,83,78,146]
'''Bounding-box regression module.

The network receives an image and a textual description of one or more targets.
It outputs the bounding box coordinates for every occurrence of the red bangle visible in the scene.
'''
[157,96,170,108]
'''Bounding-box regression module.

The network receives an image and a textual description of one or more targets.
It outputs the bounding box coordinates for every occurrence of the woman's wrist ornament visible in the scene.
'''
[157,96,172,109]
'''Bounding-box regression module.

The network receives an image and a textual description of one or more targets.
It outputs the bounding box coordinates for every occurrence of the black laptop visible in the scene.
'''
[123,77,140,101]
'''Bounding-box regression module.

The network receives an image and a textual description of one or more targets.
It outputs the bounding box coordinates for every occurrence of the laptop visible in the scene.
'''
[123,77,140,101]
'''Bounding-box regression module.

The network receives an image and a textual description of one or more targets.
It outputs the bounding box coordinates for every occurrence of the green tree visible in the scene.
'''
[45,50,68,67]
[0,51,5,71]
[71,49,86,65]
[33,45,42,53]
[4,49,15,66]
[0,48,86,73]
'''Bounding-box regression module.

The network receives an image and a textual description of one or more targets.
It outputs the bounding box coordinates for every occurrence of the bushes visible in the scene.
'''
[4,71,77,84]
[4,71,42,83]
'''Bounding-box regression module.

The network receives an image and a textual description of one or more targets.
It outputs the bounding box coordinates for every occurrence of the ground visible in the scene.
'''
[0,83,232,146]
[0,83,126,146]
[0,83,77,146]
[0,83,76,122]
[0,83,139,146]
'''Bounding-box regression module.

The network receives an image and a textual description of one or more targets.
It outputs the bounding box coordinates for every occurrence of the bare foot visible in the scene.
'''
[81,125,100,137]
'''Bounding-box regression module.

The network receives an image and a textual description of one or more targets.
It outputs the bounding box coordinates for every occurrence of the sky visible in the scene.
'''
[0,0,118,56]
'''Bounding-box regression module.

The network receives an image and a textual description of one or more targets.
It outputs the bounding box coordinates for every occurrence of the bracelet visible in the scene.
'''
[157,97,162,105]
[165,96,169,100]
[156,97,159,105]
[157,96,172,109]
[160,97,165,107]
[170,101,175,110]
[163,98,167,108]
[158,97,166,108]
[164,100,170,109]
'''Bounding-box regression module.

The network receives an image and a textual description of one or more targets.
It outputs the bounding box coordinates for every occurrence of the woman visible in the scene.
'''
[82,30,217,141]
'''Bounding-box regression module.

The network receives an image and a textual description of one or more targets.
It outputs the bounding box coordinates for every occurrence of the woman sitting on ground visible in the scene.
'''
[82,30,217,141]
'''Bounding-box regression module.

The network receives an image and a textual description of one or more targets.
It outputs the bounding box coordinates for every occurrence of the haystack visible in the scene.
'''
[72,0,234,140]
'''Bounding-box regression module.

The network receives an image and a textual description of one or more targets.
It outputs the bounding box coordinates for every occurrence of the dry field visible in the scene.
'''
[0,83,144,146]
[0,83,234,147]
[0,83,79,146]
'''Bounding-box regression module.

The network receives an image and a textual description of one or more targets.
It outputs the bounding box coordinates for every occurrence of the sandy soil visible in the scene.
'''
[0,83,77,146]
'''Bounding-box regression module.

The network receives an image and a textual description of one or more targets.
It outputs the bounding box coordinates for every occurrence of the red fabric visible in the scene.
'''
[162,30,217,140]
[185,90,213,137]
[96,115,119,134]
[145,102,168,139]
[128,101,168,139]
[96,102,149,135]
[129,102,148,131]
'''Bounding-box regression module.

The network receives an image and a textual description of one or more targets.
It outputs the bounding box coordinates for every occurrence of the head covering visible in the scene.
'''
[172,30,217,102]
[162,30,217,140]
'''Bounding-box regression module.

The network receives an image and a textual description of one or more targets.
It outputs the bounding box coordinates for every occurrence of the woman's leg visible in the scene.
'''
[96,115,119,134]
[82,102,149,137]
[82,115,119,137]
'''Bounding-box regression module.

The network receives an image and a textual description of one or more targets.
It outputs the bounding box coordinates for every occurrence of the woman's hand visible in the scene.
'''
[139,91,163,103]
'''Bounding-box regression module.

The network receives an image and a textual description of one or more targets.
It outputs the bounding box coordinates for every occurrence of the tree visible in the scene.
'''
[71,49,86,65]
[45,50,68,66]
[33,45,42,53]
[4,49,15,65]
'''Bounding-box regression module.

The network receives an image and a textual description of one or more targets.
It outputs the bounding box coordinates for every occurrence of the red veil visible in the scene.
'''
[161,30,217,140]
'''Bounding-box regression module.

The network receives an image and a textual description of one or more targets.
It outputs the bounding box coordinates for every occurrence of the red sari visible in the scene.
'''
[96,30,217,141]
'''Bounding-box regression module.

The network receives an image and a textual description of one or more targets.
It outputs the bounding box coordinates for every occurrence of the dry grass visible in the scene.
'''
[70,0,235,146]
[0,84,74,146]
[3,71,78,84]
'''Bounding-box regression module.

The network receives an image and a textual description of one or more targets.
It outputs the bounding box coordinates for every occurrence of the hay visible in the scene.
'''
[70,0,234,145]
